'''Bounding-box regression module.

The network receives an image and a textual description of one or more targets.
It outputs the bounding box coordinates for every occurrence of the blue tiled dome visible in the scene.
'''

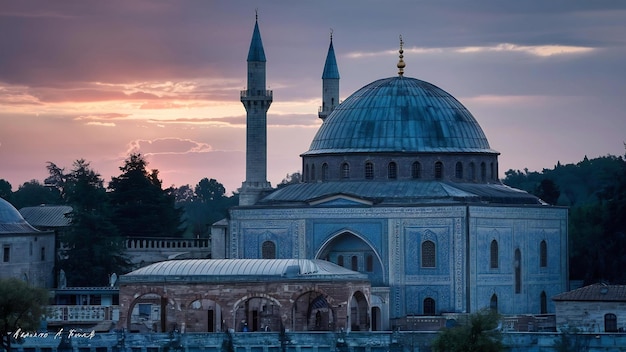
[0,197,39,233]
[305,76,496,155]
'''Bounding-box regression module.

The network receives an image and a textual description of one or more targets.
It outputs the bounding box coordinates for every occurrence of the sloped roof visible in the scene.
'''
[552,284,626,302]
[258,181,541,206]
[120,259,368,284]
[20,205,72,228]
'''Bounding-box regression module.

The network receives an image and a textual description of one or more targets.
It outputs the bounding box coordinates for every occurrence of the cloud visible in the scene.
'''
[76,113,130,121]
[126,138,213,156]
[86,121,116,127]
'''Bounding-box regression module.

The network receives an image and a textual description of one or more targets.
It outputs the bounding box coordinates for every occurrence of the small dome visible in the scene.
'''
[305,76,497,155]
[0,198,39,233]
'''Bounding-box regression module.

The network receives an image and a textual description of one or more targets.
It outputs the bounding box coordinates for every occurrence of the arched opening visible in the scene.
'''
[387,162,397,179]
[515,249,522,294]
[540,240,547,268]
[490,240,499,269]
[341,163,350,179]
[469,162,476,181]
[322,163,329,181]
[371,306,381,331]
[262,241,276,259]
[423,297,436,315]
[316,231,385,286]
[480,162,486,182]
[605,313,618,332]
[421,240,436,268]
[435,161,444,179]
[293,292,335,331]
[540,291,547,314]
[127,293,173,333]
[455,162,463,179]
[412,161,421,179]
[490,294,498,312]
[311,164,316,181]
[234,296,282,332]
[349,291,369,331]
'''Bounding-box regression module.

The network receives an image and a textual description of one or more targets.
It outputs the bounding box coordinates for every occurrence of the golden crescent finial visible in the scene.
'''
[397,35,406,76]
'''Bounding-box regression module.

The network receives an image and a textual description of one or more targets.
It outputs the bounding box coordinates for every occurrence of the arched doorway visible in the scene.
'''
[293,291,336,331]
[127,293,174,332]
[349,291,369,331]
[187,298,223,332]
[316,231,385,285]
[233,296,282,332]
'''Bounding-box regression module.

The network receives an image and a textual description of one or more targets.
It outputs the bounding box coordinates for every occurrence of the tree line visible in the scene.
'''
[0,153,237,287]
[502,152,626,285]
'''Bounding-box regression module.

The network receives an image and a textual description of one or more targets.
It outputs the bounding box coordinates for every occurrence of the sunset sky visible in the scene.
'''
[1,1,625,194]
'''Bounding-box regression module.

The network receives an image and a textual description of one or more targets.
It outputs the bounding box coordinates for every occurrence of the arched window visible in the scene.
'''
[469,162,476,181]
[261,241,276,259]
[490,294,498,312]
[490,240,499,269]
[388,162,397,179]
[311,164,316,181]
[455,162,463,179]
[351,256,358,271]
[423,298,436,315]
[605,313,618,332]
[365,162,374,180]
[322,163,329,181]
[421,240,436,268]
[305,164,310,182]
[540,240,548,267]
[337,255,344,267]
[490,162,495,180]
[341,163,350,179]
[435,161,444,179]
[411,161,421,179]
[366,254,373,272]
[540,291,547,314]
[480,162,486,182]
[515,249,522,294]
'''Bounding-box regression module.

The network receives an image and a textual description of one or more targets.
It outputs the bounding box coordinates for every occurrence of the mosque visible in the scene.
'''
[119,18,568,333]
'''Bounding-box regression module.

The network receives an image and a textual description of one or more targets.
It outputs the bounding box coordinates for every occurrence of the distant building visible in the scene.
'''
[0,198,55,288]
[553,283,626,333]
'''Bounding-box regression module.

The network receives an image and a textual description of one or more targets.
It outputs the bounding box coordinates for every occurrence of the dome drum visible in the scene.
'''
[302,153,500,183]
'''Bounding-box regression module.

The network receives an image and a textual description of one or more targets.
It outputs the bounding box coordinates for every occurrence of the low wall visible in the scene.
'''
[11,331,626,352]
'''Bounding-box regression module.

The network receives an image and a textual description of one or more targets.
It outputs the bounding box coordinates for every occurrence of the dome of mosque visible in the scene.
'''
[0,197,39,233]
[305,76,497,156]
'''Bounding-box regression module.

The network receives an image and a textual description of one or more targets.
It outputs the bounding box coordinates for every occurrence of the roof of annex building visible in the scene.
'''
[553,283,626,302]
[120,259,368,284]
[0,197,40,234]
[258,181,542,206]
[20,205,72,228]
[303,76,498,156]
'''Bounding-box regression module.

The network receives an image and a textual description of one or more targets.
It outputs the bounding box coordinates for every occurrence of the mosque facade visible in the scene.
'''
[208,18,569,332]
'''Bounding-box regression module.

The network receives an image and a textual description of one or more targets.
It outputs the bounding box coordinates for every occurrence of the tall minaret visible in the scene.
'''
[318,31,340,121]
[239,13,273,206]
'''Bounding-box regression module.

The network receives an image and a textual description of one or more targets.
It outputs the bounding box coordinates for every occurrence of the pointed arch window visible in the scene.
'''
[421,241,436,268]
[490,240,499,269]
[311,164,316,181]
[341,163,350,179]
[455,162,463,179]
[351,256,358,271]
[411,162,421,179]
[540,240,548,268]
[365,162,374,180]
[605,313,618,332]
[388,162,397,179]
[322,163,329,181]
[540,291,548,314]
[337,255,344,267]
[423,298,436,315]
[435,161,443,179]
[261,241,276,259]
[490,294,498,312]
[515,249,522,294]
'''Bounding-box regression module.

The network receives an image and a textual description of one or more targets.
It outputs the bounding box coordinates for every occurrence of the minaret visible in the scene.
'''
[239,13,273,206]
[318,31,340,121]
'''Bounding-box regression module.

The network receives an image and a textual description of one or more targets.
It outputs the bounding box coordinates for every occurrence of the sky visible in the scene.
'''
[1,1,625,194]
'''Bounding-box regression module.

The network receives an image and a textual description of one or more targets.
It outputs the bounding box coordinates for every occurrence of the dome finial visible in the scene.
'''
[255,8,258,21]
[397,35,406,76]
[330,28,333,42]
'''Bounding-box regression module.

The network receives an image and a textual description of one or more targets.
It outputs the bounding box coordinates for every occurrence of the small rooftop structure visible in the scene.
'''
[20,205,72,228]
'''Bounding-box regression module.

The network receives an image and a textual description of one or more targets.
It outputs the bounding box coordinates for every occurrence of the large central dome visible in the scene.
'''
[304,76,497,155]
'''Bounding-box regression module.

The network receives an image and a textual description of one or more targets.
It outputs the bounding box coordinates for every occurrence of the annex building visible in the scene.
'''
[121,17,568,333]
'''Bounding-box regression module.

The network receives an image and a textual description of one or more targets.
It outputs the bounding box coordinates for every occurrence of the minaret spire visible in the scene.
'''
[397,35,405,76]
[319,30,340,121]
[239,13,273,206]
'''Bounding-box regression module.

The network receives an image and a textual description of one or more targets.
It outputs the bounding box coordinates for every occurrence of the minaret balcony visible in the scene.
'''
[240,90,273,99]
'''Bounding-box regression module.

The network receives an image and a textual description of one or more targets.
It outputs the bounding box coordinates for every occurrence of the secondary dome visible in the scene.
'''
[305,76,497,155]
[0,197,39,233]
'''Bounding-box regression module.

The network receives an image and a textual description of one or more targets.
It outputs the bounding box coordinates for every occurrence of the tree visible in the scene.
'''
[277,172,302,188]
[534,178,560,205]
[0,179,12,202]
[108,153,183,238]
[11,180,62,209]
[48,160,130,286]
[0,278,49,352]
[178,178,234,238]
[431,309,503,352]
[195,178,226,202]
